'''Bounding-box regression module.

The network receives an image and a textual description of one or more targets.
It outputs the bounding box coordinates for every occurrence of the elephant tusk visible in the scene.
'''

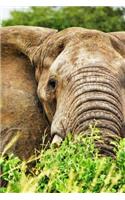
[52,135,63,145]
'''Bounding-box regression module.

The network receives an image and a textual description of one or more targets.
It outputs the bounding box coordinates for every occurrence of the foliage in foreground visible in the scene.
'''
[2,7,125,32]
[0,128,125,193]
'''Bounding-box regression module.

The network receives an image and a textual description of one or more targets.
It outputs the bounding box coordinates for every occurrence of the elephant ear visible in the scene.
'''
[0,26,57,159]
[1,26,57,63]
[110,32,125,44]
[108,31,125,58]
[109,32,125,80]
[108,32,125,138]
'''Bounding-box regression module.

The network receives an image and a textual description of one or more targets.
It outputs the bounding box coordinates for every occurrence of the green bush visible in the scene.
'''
[2,7,125,32]
[0,127,125,193]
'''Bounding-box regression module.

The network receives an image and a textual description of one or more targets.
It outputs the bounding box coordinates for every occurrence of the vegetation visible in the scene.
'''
[2,7,125,32]
[0,127,125,193]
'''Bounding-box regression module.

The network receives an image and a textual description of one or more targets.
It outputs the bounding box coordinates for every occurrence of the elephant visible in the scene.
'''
[0,26,125,159]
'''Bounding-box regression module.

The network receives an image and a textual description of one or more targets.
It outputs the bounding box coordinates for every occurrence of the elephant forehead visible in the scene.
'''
[43,28,123,75]
[50,43,121,77]
[50,47,102,71]
[41,29,109,66]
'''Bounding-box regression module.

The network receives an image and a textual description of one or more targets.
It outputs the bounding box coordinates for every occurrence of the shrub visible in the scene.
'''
[0,127,125,193]
[2,7,125,32]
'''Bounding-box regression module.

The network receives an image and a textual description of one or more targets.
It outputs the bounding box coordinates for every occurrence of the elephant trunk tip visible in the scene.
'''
[51,134,63,145]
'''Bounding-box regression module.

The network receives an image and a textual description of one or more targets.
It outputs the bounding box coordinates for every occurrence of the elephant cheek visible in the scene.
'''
[43,102,54,122]
[35,67,41,82]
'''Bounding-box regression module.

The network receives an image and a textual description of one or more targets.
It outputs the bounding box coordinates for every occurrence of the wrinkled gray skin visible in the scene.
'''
[37,28,125,156]
[1,26,125,159]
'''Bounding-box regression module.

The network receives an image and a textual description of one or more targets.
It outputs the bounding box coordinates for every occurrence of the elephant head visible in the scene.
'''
[1,26,125,158]
[36,27,125,156]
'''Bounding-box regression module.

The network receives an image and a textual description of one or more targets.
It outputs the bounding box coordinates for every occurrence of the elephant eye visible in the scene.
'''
[47,78,57,91]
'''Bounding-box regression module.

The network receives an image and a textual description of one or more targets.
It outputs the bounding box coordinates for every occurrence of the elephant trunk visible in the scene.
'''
[65,66,123,156]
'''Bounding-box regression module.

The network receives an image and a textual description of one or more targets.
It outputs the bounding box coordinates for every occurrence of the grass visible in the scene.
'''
[0,126,125,193]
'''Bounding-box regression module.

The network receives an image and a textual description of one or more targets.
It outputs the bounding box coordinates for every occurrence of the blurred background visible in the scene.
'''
[1,6,125,32]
